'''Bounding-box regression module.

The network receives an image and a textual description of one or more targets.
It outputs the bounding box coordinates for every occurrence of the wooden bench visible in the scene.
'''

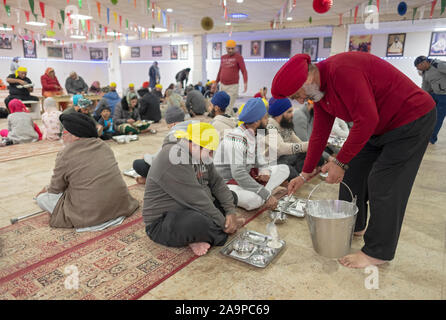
[22,100,43,120]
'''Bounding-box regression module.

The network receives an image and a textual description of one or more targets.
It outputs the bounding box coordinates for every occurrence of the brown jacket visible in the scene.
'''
[48,138,139,228]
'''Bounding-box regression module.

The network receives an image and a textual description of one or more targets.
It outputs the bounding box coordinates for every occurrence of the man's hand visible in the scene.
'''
[17,79,27,86]
[127,119,135,124]
[287,169,319,195]
[224,214,239,234]
[321,161,345,184]
[257,174,270,184]
[264,195,278,211]
[243,82,248,93]
[35,186,48,198]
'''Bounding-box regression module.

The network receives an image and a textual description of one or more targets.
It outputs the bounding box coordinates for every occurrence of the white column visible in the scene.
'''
[107,42,123,95]
[330,25,350,56]
[192,34,207,84]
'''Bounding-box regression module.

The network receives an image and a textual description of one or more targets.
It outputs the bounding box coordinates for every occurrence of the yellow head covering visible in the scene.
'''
[155,84,163,89]
[174,122,220,151]
[15,67,27,78]
[237,103,245,127]
[226,40,236,48]
[110,82,117,88]
[129,83,134,88]
[262,97,269,108]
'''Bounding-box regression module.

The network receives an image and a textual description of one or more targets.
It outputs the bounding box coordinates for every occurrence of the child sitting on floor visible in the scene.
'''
[98,106,117,140]
[41,97,62,141]
[0,99,42,146]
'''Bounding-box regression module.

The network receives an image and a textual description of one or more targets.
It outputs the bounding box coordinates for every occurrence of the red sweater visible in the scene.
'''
[41,74,62,95]
[216,53,248,85]
[302,52,435,173]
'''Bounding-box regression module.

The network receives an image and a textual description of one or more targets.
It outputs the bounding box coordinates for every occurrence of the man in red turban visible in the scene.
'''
[272,52,436,268]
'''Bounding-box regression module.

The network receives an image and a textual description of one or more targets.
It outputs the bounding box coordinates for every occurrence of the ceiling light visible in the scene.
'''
[434,27,446,31]
[237,0,244,3]
[287,17,293,21]
[151,27,168,32]
[166,8,173,13]
[70,34,86,39]
[228,13,248,19]
[0,27,12,31]
[226,22,232,26]
[107,31,122,36]
[25,21,47,27]
[70,14,93,20]
[41,37,57,42]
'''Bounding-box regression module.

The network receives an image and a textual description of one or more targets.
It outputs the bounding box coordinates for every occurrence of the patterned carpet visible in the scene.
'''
[0,140,64,163]
[0,184,270,300]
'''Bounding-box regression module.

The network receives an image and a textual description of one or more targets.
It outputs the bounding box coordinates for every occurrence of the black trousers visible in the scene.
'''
[145,192,238,248]
[133,159,150,178]
[339,108,436,261]
[278,153,325,180]
[4,94,39,110]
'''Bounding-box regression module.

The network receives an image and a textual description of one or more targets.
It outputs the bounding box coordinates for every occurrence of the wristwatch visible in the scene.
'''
[333,158,349,171]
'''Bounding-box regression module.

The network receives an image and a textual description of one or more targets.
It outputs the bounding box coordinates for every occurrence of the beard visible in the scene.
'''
[279,116,295,129]
[257,122,267,131]
[208,108,216,118]
[302,83,325,102]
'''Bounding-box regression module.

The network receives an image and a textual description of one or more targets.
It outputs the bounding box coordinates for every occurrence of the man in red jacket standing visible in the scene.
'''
[271,52,436,268]
[213,40,248,116]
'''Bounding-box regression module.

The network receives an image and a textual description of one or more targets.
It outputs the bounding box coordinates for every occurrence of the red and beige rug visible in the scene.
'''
[0,184,269,300]
[0,140,64,163]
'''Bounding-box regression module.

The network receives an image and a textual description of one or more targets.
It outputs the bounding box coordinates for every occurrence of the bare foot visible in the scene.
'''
[338,250,387,268]
[354,229,366,237]
[189,242,211,256]
[136,176,146,185]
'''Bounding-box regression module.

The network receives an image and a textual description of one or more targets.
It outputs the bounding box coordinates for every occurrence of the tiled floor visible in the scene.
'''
[0,108,445,300]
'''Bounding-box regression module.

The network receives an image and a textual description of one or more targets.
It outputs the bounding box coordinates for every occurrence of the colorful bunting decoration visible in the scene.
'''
[39,1,45,18]
[97,1,101,18]
[79,0,82,8]
[354,5,358,23]
[60,10,65,24]
[107,7,110,24]
[25,11,30,22]
[442,0,446,14]
[28,0,35,15]
[431,0,438,18]
[5,4,10,17]
[113,11,117,24]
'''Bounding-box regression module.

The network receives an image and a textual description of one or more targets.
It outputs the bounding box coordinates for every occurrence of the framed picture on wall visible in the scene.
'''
[179,44,188,59]
[47,46,63,58]
[251,40,261,56]
[152,46,162,57]
[90,48,104,60]
[23,40,37,58]
[0,37,12,49]
[386,33,406,57]
[429,32,446,56]
[64,47,73,60]
[170,45,178,59]
[323,37,332,49]
[212,42,222,59]
[349,35,372,53]
[302,38,319,62]
[131,47,140,58]
[235,44,242,54]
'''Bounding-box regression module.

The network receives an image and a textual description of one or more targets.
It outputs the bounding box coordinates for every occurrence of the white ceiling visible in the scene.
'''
[0,0,443,43]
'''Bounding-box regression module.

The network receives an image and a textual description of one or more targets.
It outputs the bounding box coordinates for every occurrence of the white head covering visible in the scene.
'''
[43,97,58,113]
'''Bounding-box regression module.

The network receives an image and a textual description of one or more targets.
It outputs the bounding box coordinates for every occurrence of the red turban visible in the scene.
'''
[271,54,311,99]
[142,81,150,88]
[313,0,333,14]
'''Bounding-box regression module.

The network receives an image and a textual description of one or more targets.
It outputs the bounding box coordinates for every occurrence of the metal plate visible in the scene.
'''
[123,169,139,178]
[220,230,286,268]
[275,198,306,218]
[328,135,346,149]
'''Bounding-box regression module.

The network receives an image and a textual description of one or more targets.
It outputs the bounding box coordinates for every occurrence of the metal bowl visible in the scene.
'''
[116,137,126,144]
[258,246,275,257]
[319,172,328,180]
[269,211,287,224]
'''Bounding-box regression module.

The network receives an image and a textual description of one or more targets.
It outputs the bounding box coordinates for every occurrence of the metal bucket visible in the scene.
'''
[303,181,358,259]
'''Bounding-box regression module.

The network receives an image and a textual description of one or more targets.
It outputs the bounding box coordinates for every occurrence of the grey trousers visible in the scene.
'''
[339,108,436,261]
[36,192,63,214]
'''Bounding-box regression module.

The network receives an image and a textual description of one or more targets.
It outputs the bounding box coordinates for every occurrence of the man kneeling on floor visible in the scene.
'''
[142,122,245,256]
[36,112,139,230]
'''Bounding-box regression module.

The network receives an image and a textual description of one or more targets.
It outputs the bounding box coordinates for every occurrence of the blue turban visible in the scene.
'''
[238,98,267,123]
[211,91,230,110]
[268,97,292,117]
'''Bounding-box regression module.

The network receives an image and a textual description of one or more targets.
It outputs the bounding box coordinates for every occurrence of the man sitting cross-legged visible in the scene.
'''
[35,112,139,230]
[214,98,290,211]
[142,122,245,256]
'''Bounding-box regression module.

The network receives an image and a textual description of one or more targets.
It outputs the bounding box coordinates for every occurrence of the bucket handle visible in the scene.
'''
[306,181,357,205]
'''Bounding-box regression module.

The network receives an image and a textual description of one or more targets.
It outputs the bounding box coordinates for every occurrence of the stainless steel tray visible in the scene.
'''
[220,230,286,268]
[328,135,346,148]
[274,197,306,218]
[123,168,139,178]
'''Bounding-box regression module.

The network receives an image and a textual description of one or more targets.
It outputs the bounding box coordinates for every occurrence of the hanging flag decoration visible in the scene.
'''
[397,2,407,16]
[39,1,45,18]
[309,16,312,23]
[157,7,161,22]
[119,15,122,28]
[5,5,10,16]
[134,0,136,8]
[111,0,118,4]
[147,0,150,13]
[430,0,438,18]
[97,1,101,17]
[151,2,155,19]
[50,19,54,29]
[339,13,343,25]
[113,11,117,23]
[442,0,446,14]
[313,0,333,14]
[412,7,417,23]
[354,5,358,23]
[87,19,91,31]
[126,18,128,29]
[162,10,166,27]
[28,0,35,15]
[25,11,30,22]
[107,7,110,23]
[377,0,380,12]
[58,22,62,30]
[60,10,65,24]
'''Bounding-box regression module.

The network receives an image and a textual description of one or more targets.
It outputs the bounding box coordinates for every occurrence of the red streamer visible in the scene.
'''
[339,13,343,25]
[119,15,122,28]
[39,1,45,18]
[377,0,380,12]
[24,11,30,22]
[50,19,54,29]
[354,5,358,23]
[431,0,438,18]
[96,1,101,18]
